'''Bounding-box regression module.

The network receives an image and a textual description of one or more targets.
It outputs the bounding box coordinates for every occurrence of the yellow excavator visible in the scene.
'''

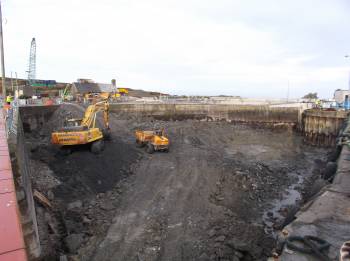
[51,101,110,153]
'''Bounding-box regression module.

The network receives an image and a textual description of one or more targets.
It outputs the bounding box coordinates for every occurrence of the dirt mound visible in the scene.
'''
[29,103,139,200]
[25,104,140,258]
[31,140,137,200]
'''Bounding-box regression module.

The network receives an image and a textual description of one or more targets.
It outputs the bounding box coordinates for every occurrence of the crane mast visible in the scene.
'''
[27,38,36,83]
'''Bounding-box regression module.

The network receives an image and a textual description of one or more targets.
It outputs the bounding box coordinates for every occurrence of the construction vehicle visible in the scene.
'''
[135,129,169,153]
[84,92,110,103]
[99,92,110,100]
[117,87,128,96]
[51,101,110,153]
[110,92,121,100]
[62,84,73,101]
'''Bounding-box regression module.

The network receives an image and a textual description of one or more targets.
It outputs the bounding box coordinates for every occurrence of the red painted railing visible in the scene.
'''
[0,109,27,260]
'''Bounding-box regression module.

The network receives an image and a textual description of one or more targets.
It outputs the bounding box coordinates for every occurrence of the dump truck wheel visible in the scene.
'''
[136,140,144,148]
[164,147,169,153]
[91,140,104,154]
[146,143,154,154]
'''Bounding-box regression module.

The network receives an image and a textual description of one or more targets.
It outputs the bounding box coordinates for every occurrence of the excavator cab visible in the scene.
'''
[155,129,163,136]
[65,118,82,127]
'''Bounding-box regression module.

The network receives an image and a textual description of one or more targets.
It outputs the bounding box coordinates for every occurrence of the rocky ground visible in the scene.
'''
[23,104,331,261]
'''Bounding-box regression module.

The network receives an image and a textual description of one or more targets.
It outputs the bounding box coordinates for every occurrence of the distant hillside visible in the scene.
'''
[127,89,169,98]
[0,77,170,98]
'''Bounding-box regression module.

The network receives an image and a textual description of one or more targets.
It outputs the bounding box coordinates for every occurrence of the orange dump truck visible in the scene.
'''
[135,129,169,153]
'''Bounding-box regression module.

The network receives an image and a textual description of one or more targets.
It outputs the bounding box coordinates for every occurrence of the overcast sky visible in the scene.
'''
[2,0,350,98]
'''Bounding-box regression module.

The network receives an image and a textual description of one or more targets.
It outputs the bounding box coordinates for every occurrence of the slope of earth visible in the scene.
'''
[24,104,140,259]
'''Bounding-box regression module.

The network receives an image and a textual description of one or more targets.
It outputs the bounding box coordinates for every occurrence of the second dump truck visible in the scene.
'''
[135,129,169,153]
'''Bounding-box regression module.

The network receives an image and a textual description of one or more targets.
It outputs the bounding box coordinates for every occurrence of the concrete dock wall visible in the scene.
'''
[19,105,59,133]
[302,109,348,146]
[110,103,300,124]
[19,104,348,148]
[12,117,41,259]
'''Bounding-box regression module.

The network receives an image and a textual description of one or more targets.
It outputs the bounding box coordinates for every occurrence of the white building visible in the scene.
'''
[334,89,350,104]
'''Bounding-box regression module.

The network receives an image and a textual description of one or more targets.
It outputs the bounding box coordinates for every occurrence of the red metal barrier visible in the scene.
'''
[0,109,27,261]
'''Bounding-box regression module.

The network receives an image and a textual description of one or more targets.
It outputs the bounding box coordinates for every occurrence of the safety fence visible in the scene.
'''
[0,104,27,260]
[18,97,62,106]
[2,98,41,259]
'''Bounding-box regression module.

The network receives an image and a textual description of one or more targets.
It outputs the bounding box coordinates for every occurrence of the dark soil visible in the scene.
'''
[35,140,137,200]
[25,104,140,259]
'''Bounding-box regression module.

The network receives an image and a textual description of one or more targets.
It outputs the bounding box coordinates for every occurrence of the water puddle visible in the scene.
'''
[263,173,303,236]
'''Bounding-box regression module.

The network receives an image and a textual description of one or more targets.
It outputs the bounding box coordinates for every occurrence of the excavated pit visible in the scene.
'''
[21,104,332,261]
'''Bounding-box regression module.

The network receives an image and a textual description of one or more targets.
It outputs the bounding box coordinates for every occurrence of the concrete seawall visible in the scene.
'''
[110,103,300,124]
[20,104,347,147]
[19,105,59,133]
[11,116,41,259]
[302,109,348,146]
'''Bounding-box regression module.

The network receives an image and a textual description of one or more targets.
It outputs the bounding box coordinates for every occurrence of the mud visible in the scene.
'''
[22,104,330,261]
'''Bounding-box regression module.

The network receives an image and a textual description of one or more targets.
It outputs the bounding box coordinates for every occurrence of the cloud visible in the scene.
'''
[2,0,350,98]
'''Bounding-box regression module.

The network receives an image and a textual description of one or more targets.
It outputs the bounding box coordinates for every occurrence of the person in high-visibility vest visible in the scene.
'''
[6,95,13,105]
[315,99,321,108]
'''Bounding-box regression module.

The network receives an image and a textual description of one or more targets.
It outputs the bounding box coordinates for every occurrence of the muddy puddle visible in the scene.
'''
[263,173,303,235]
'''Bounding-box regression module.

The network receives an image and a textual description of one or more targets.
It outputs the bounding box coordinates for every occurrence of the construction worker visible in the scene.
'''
[315,99,322,109]
[6,94,13,105]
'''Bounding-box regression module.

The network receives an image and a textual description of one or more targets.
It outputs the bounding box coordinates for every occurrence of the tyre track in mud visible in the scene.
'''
[92,141,217,260]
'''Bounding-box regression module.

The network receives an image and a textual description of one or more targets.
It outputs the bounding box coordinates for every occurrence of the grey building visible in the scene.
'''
[334,89,350,104]
[71,82,100,96]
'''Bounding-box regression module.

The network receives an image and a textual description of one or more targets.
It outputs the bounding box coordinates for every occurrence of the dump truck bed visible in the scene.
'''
[135,130,154,143]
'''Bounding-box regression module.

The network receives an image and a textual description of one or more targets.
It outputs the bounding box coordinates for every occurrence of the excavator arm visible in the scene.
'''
[80,101,110,129]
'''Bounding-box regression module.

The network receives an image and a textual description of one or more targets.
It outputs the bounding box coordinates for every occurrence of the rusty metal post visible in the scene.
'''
[0,0,6,99]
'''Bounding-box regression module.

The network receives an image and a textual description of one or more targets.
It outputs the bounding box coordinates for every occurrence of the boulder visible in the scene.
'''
[67,200,82,210]
[64,233,84,253]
